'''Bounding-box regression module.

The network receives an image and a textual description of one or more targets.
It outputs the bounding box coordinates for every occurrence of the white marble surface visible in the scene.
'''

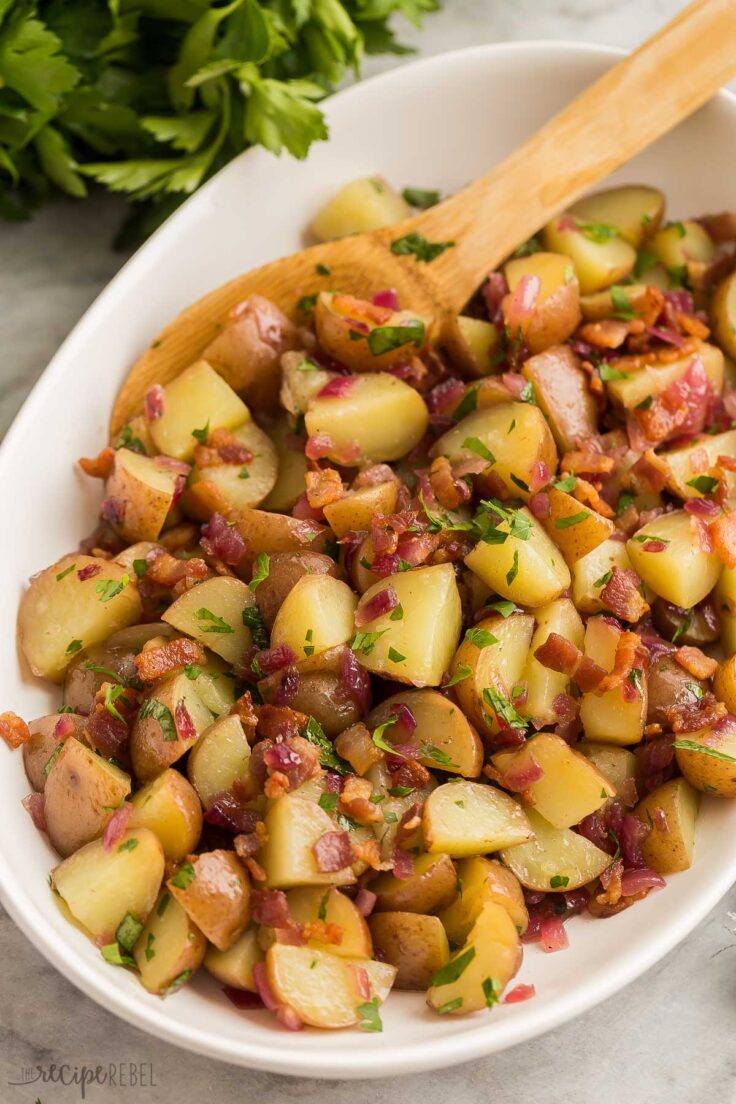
[2,1,736,1100]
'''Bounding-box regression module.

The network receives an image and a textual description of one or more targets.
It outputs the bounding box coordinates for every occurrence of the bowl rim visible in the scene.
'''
[2,36,736,1079]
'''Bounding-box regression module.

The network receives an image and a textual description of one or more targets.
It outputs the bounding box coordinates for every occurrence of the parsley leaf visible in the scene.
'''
[464,627,499,648]
[356,997,383,1032]
[462,437,496,464]
[390,232,454,263]
[672,740,736,764]
[686,475,719,495]
[96,575,129,603]
[367,319,425,356]
[249,552,270,590]
[482,687,529,732]
[138,698,177,742]
[402,187,441,209]
[303,716,350,774]
[193,607,233,634]
[430,947,476,986]
[555,510,589,529]
[442,664,473,688]
[170,861,196,889]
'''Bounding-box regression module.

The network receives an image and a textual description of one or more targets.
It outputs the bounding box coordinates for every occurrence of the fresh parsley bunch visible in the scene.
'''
[0,0,438,245]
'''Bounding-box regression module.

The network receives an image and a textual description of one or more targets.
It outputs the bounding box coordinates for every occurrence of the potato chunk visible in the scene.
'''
[148,360,248,461]
[427,902,521,1015]
[627,509,721,609]
[105,448,179,542]
[369,912,449,990]
[168,849,250,951]
[443,315,501,377]
[571,537,638,614]
[314,292,430,373]
[541,487,615,565]
[44,740,131,857]
[520,598,584,726]
[266,944,395,1029]
[606,342,723,411]
[130,672,212,780]
[579,617,647,746]
[430,402,557,503]
[353,564,462,687]
[261,417,309,512]
[372,852,457,915]
[568,185,664,247]
[185,419,279,517]
[271,574,357,660]
[162,576,255,665]
[438,857,528,943]
[305,372,428,464]
[423,780,532,857]
[450,612,534,734]
[260,795,356,888]
[205,927,263,991]
[542,214,636,293]
[650,219,715,270]
[673,718,736,797]
[129,769,203,862]
[635,778,699,873]
[133,889,206,995]
[503,252,581,353]
[711,270,736,359]
[323,481,398,539]
[659,428,736,500]
[366,689,483,777]
[578,743,638,794]
[493,733,614,829]
[311,176,411,240]
[18,554,142,683]
[464,507,571,606]
[499,808,611,892]
[52,828,165,942]
[187,714,251,808]
[23,713,87,793]
[287,887,372,958]
[521,345,597,452]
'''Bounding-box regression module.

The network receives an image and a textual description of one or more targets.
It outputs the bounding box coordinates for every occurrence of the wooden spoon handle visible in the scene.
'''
[406,0,736,309]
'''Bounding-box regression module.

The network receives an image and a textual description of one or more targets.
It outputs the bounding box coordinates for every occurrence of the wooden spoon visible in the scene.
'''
[112,0,736,436]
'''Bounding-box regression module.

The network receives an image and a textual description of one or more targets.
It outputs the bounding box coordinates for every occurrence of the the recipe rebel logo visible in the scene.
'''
[8,1060,158,1099]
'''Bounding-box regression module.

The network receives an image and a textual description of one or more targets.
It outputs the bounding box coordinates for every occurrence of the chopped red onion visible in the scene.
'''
[255,644,298,675]
[371,553,401,577]
[620,812,650,868]
[426,377,466,415]
[305,433,334,460]
[100,498,124,526]
[501,371,527,398]
[154,455,190,475]
[22,792,46,831]
[503,274,540,332]
[205,793,261,834]
[352,964,371,1001]
[530,461,551,493]
[483,271,509,323]
[263,742,302,772]
[355,889,377,917]
[275,666,300,706]
[292,492,325,522]
[276,1005,304,1031]
[252,962,279,1011]
[395,533,435,566]
[292,519,324,544]
[317,376,357,399]
[502,755,544,792]
[372,288,400,311]
[646,326,687,348]
[684,498,720,518]
[663,289,695,315]
[85,710,129,758]
[340,648,372,714]
[175,701,197,742]
[53,715,77,741]
[325,770,342,794]
[102,802,132,851]
[144,384,165,422]
[651,806,670,834]
[200,512,246,566]
[355,585,399,627]
[252,889,292,928]
[539,914,569,953]
[223,986,265,1010]
[620,868,666,896]
[389,702,417,737]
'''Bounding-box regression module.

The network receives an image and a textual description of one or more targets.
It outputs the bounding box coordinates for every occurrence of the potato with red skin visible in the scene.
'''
[167,850,251,951]
[521,345,598,452]
[315,292,430,373]
[23,713,88,793]
[254,551,339,630]
[647,655,708,727]
[503,252,581,354]
[44,739,131,857]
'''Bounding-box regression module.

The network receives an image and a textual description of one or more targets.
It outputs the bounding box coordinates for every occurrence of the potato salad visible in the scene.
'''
[6,178,736,1032]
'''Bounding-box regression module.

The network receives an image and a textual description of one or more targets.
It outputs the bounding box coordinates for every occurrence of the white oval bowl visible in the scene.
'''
[2,39,736,1080]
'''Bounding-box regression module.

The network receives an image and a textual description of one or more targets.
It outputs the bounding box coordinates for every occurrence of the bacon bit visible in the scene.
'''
[200,512,246,566]
[313,830,353,872]
[501,754,544,793]
[229,691,258,741]
[597,631,645,693]
[255,704,308,743]
[533,633,606,692]
[135,638,205,682]
[529,492,551,519]
[84,709,129,759]
[252,888,292,928]
[144,384,165,422]
[579,320,630,349]
[233,831,264,862]
[539,915,569,953]
[145,548,209,591]
[305,468,344,509]
[353,464,397,489]
[711,510,736,568]
[102,801,133,851]
[627,356,711,450]
[674,645,718,680]
[175,701,197,742]
[22,792,47,831]
[596,858,624,907]
[302,920,343,946]
[391,847,415,880]
[352,837,392,872]
[195,427,254,468]
[78,447,115,479]
[504,984,536,1004]
[571,476,615,519]
[560,450,615,476]
[339,774,382,825]
[76,563,101,582]
[600,568,650,623]
[0,711,30,749]
[429,456,472,511]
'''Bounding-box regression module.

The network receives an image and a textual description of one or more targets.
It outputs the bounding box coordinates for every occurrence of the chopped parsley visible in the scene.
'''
[116,912,144,952]
[634,250,658,278]
[402,187,441,209]
[672,740,736,764]
[594,570,613,589]
[144,933,156,961]
[318,792,339,814]
[104,683,130,724]
[554,475,576,493]
[315,263,331,276]
[420,743,457,768]
[238,467,251,479]
[452,385,480,421]
[390,604,404,621]
[351,629,388,656]
[390,232,454,263]
[156,892,171,918]
[43,743,64,778]
[249,552,270,591]
[191,420,210,444]
[442,664,473,688]
[170,861,196,889]
[485,599,518,618]
[100,943,135,967]
[549,875,570,889]
[193,608,234,634]
[133,559,148,579]
[56,562,76,581]
[579,221,619,244]
[298,294,317,314]
[430,947,476,986]
[462,437,496,464]
[115,425,145,453]
[616,491,636,516]
[686,475,719,495]
[184,664,200,680]
[367,320,425,356]
[599,364,630,382]
[65,639,83,656]
[138,698,177,742]
[388,647,406,663]
[317,889,330,921]
[506,549,520,586]
[437,997,464,1014]
[610,285,635,320]
[482,687,529,732]
[628,668,644,696]
[482,977,501,1009]
[356,997,383,1032]
[117,838,138,853]
[519,380,536,405]
[303,716,350,773]
[243,605,268,650]
[371,715,399,755]
[96,575,129,603]
[464,627,499,648]
[555,510,589,529]
[165,970,192,995]
[304,628,315,657]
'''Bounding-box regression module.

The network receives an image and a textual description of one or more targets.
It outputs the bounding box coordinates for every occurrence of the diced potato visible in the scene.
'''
[372,852,457,915]
[635,777,699,873]
[162,576,255,665]
[287,887,372,958]
[715,566,736,656]
[52,828,165,942]
[231,506,329,555]
[353,564,462,687]
[114,413,155,456]
[260,416,309,512]
[18,554,142,683]
[659,429,736,500]
[520,598,584,726]
[451,612,534,734]
[364,762,436,858]
[647,655,708,727]
[188,653,237,719]
[266,944,396,1029]
[464,507,571,606]
[430,402,557,503]
[270,574,357,660]
[493,733,614,828]
[23,713,87,792]
[427,902,521,1015]
[130,672,212,780]
[499,808,611,891]
[323,481,398,539]
[133,889,206,995]
[44,740,131,857]
[305,372,428,464]
[185,419,279,518]
[280,351,338,419]
[571,537,638,614]
[260,795,356,888]
[369,912,449,990]
[311,176,411,240]
[503,252,581,353]
[438,857,528,943]
[578,743,638,794]
[579,282,657,321]
[168,849,250,951]
[650,219,715,270]
[205,927,263,991]
[315,292,430,374]
[627,509,721,608]
[423,780,532,858]
[711,270,736,360]
[568,185,665,247]
[579,618,647,746]
[443,315,502,377]
[606,342,724,410]
[674,718,736,797]
[521,345,597,452]
[187,715,250,808]
[105,449,179,542]
[541,486,615,565]
[542,214,636,293]
[129,769,203,862]
[366,689,483,777]
[148,360,248,462]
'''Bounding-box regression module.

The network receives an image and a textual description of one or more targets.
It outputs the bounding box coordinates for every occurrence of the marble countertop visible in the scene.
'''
[2,1,736,1100]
